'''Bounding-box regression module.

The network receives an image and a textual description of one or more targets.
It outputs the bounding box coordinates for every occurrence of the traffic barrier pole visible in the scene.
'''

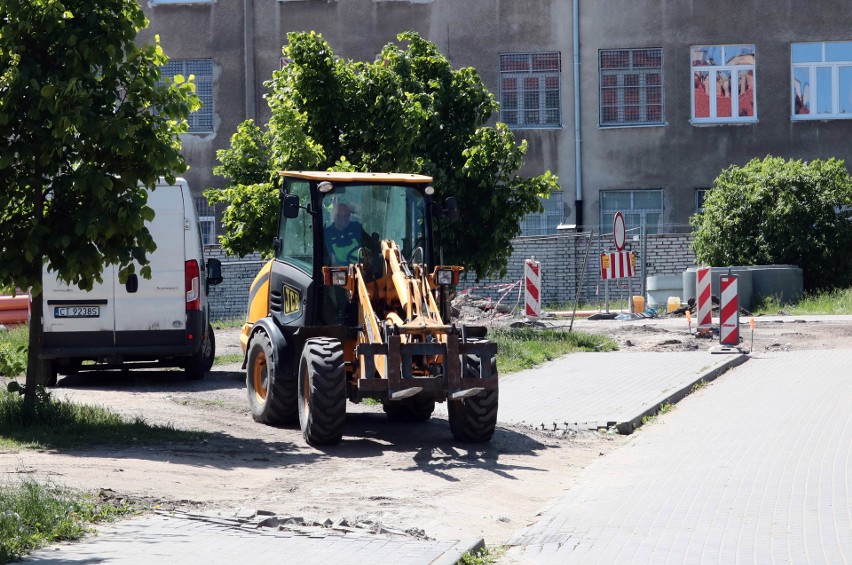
[719,275,739,346]
[524,258,542,320]
[696,266,712,331]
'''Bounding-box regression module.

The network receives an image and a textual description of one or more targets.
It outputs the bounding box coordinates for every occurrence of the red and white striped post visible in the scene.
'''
[719,275,739,346]
[524,258,542,320]
[696,267,712,331]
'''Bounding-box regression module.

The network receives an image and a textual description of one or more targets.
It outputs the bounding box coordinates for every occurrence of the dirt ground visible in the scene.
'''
[2,314,850,546]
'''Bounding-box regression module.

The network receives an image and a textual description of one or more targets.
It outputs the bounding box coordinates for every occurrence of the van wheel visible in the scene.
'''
[202,325,215,373]
[185,324,215,380]
[298,338,346,446]
[43,359,58,388]
[247,330,298,425]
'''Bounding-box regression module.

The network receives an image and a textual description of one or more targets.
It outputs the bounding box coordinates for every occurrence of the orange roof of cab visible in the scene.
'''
[278,171,433,183]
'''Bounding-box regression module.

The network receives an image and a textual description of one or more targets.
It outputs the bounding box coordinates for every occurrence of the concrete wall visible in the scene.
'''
[141,0,852,233]
[580,0,852,229]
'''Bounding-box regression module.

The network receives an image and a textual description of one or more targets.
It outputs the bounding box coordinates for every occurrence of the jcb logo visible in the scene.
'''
[283,284,301,315]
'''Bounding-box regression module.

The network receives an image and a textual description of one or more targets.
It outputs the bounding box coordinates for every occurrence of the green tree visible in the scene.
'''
[691,156,852,291]
[0,0,198,413]
[206,31,558,277]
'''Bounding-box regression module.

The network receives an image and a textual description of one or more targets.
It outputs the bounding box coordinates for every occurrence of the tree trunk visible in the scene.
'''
[23,289,45,423]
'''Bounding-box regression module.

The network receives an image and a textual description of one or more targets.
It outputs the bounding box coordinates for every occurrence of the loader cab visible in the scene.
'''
[271,172,437,331]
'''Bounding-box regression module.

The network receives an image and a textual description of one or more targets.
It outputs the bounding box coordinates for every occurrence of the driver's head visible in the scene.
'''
[332,199,353,230]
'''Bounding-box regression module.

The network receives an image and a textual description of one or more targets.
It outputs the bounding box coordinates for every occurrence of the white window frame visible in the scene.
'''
[600,189,663,235]
[520,191,564,236]
[599,48,664,127]
[499,52,561,129]
[791,41,852,120]
[690,45,757,124]
[194,197,217,246]
[159,59,214,133]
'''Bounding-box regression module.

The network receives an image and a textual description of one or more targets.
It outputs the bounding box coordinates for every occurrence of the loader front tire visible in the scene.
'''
[449,348,498,443]
[298,338,346,446]
[247,330,298,425]
[382,395,435,423]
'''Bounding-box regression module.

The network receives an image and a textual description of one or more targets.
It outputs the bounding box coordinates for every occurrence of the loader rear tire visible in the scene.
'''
[449,347,498,443]
[382,395,435,423]
[298,338,346,446]
[247,330,298,425]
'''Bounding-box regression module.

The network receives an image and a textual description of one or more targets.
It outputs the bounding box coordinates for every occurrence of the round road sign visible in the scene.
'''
[613,211,626,251]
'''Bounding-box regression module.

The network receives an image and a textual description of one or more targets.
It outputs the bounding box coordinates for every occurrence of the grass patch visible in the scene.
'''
[212,317,247,330]
[0,325,28,378]
[213,353,243,366]
[491,328,617,375]
[752,287,852,315]
[544,300,630,312]
[459,546,503,564]
[0,387,206,450]
[0,478,135,562]
[641,401,674,426]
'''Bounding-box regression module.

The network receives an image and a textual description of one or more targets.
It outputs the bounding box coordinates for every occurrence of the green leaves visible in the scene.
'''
[0,0,197,292]
[211,31,557,278]
[692,156,852,290]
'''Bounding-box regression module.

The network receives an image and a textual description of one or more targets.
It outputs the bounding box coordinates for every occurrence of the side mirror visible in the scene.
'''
[282,194,300,219]
[206,258,223,287]
[445,197,460,223]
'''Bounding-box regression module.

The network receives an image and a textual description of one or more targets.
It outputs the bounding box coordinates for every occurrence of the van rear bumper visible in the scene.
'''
[41,312,204,360]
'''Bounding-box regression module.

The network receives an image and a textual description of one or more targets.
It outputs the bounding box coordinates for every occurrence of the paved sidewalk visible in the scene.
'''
[23,513,478,565]
[493,351,746,432]
[505,349,852,564]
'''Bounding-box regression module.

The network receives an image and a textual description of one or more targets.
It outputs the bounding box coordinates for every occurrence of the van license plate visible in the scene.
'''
[54,306,100,318]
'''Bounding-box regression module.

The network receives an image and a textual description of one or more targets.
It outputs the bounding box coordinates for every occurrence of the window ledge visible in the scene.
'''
[599,123,667,130]
[689,119,758,127]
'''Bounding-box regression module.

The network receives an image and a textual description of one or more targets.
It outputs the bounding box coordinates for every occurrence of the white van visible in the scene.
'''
[40,178,223,385]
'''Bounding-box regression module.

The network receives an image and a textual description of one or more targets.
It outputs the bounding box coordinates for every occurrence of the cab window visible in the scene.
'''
[278,180,313,272]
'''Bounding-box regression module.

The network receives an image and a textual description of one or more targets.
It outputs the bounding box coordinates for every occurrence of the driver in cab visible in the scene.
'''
[324,199,364,266]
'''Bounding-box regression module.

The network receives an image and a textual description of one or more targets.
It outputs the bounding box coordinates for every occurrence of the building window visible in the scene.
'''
[695,188,709,214]
[151,0,212,4]
[599,48,664,126]
[520,192,563,236]
[160,59,214,133]
[691,45,756,123]
[499,52,561,128]
[600,190,663,234]
[195,197,217,246]
[792,41,852,119]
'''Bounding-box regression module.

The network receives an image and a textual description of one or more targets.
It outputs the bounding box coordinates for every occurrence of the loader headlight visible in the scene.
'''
[436,269,454,286]
[331,270,348,286]
[323,267,349,287]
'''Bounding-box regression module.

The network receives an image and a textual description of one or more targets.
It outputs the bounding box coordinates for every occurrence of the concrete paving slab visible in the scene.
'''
[22,513,480,565]
[505,349,852,564]
[487,351,746,433]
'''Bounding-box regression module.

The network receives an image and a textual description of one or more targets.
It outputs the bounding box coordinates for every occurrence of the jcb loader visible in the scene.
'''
[240,171,498,446]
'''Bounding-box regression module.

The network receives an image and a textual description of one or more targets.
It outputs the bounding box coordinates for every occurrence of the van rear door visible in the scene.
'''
[113,184,186,347]
[43,266,116,348]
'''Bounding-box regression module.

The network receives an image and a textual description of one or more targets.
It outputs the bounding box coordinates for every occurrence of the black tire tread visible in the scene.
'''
[299,338,346,446]
[449,344,499,443]
[247,331,298,425]
[383,396,435,423]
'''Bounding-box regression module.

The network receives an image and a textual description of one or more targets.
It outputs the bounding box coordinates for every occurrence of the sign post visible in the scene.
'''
[599,212,636,315]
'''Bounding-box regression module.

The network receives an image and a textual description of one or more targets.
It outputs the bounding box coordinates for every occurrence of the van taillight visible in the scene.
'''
[185,259,200,311]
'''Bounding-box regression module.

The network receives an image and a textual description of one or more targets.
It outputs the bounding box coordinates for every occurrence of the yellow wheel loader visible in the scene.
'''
[240,171,498,446]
